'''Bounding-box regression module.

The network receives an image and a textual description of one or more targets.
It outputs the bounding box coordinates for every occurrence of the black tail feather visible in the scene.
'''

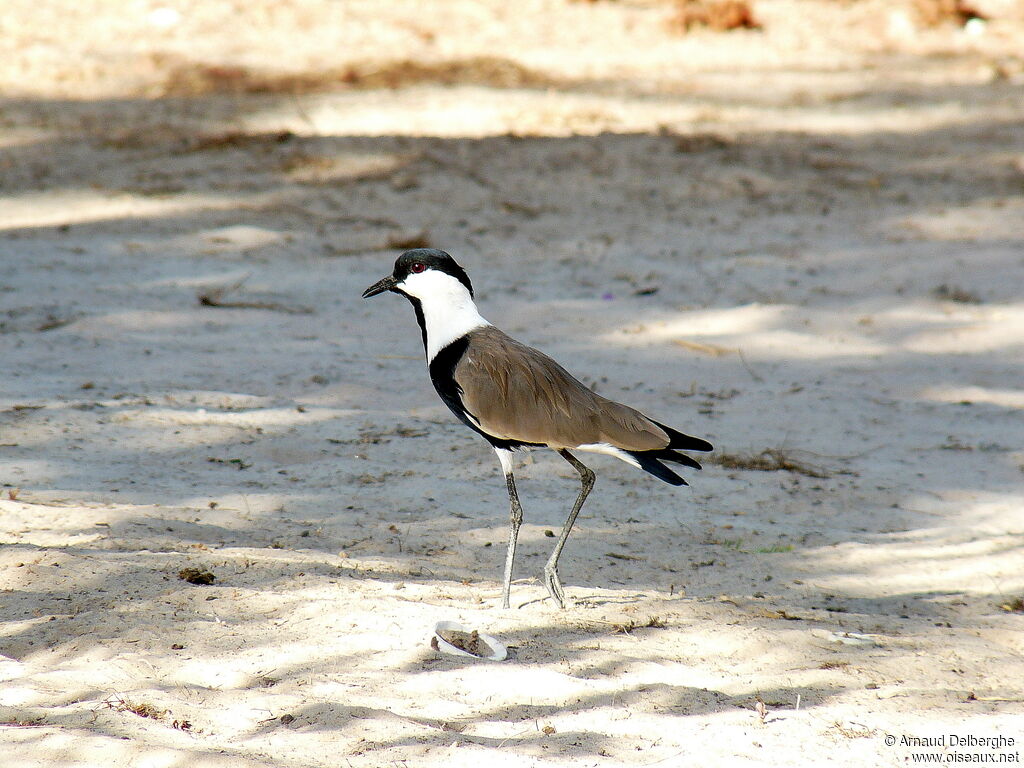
[626,422,711,485]
[629,452,688,486]
[656,449,702,471]
[653,420,714,453]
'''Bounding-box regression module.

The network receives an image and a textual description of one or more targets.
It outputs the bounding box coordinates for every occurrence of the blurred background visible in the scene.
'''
[4,0,1024,100]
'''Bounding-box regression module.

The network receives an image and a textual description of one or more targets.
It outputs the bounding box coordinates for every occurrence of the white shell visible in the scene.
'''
[432,620,508,661]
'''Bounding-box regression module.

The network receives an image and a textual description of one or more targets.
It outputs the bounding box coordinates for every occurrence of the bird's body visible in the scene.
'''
[364,249,712,607]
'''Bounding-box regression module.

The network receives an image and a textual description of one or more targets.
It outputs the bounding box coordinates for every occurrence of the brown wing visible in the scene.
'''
[454,326,670,451]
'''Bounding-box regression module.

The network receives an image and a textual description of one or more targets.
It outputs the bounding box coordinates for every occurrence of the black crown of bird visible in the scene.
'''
[364,248,712,609]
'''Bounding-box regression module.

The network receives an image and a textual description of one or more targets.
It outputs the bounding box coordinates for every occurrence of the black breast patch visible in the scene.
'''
[428,336,539,451]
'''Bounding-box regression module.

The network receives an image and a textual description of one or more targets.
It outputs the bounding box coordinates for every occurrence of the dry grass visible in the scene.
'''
[933,283,982,303]
[912,0,987,27]
[155,55,555,97]
[0,717,46,728]
[177,567,216,585]
[709,449,835,478]
[819,660,851,670]
[999,597,1024,613]
[197,283,314,315]
[672,338,735,357]
[99,696,165,721]
[610,616,668,634]
[667,0,760,33]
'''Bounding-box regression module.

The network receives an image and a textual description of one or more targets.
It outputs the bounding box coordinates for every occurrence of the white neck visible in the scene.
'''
[396,270,490,361]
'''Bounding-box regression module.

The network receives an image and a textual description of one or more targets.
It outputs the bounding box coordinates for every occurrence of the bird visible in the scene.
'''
[362,248,713,608]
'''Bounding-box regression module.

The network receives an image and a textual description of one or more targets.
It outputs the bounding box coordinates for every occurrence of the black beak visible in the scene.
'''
[362,275,398,298]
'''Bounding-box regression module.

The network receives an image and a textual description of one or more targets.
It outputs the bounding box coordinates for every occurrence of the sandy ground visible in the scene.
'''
[2,1,1024,765]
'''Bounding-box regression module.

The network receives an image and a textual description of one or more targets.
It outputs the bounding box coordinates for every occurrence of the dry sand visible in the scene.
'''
[1,1,1023,765]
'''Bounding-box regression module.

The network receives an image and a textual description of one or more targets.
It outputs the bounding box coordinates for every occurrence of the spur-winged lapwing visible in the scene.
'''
[363,248,712,608]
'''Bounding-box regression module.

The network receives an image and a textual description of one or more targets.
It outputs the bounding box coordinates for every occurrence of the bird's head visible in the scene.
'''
[362,248,474,302]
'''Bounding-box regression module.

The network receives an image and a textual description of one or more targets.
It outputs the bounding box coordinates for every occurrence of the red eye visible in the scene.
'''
[410,262,426,274]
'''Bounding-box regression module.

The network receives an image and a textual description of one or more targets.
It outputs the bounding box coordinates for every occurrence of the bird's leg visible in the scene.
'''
[544,449,595,608]
[496,449,523,609]
[501,471,523,609]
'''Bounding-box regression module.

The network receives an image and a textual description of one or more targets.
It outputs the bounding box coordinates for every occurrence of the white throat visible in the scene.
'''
[396,270,490,361]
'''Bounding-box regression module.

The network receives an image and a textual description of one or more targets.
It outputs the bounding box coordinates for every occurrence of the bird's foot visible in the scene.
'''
[542,565,567,609]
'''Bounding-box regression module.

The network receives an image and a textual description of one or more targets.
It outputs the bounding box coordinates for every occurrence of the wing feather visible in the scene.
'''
[453,327,669,451]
